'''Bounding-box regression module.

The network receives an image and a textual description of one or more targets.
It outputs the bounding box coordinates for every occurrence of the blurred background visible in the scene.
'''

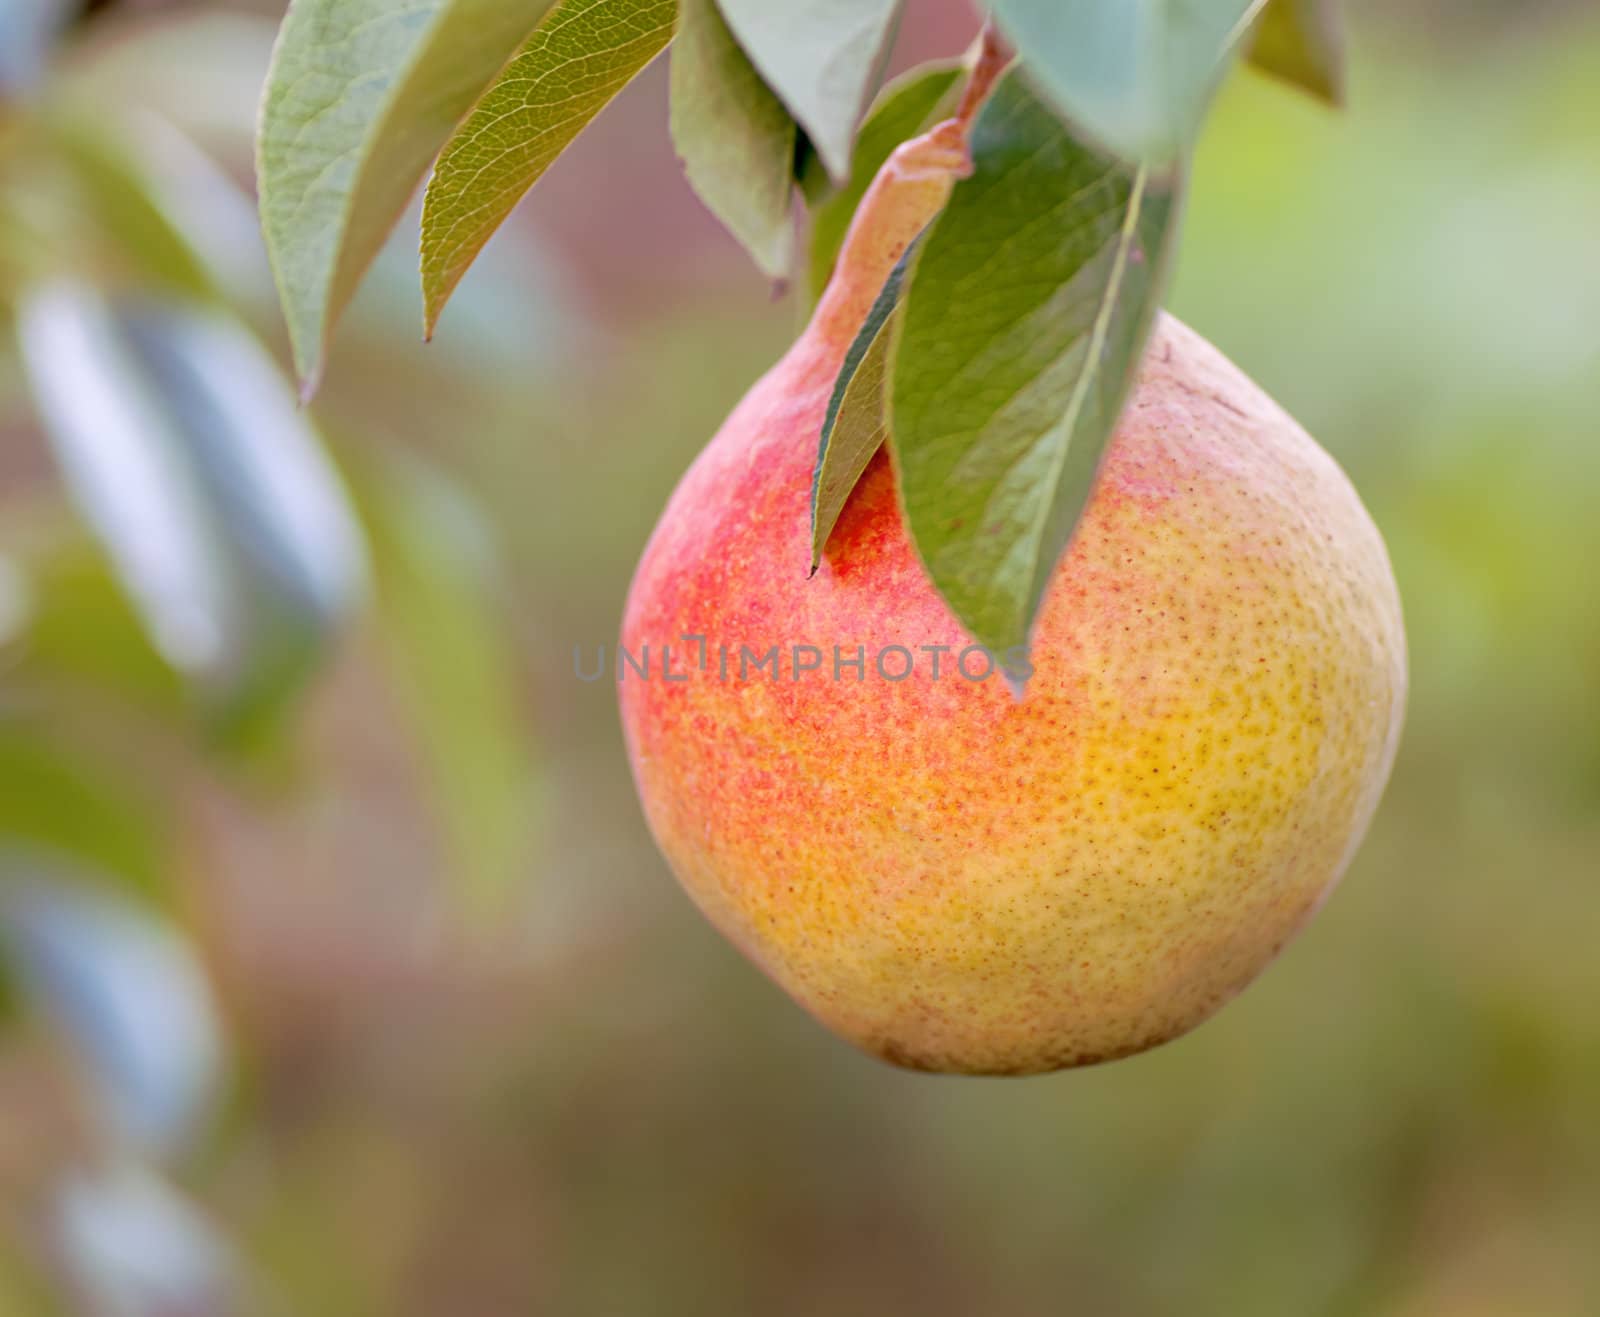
[0,0,1597,1313]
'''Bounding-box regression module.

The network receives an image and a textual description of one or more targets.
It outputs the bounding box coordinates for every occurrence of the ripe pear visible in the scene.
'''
[620,126,1406,1076]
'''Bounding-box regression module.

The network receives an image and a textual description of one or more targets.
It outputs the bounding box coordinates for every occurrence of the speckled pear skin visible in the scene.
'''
[620,146,1406,1076]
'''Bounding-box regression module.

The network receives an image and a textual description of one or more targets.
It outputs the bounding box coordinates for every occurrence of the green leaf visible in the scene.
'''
[353,452,540,925]
[0,112,258,312]
[669,0,796,278]
[990,0,1259,163]
[421,0,676,336]
[0,735,170,908]
[890,68,1182,662]
[89,117,275,311]
[43,115,218,301]
[811,240,917,569]
[715,0,903,185]
[3,528,185,718]
[14,285,367,735]
[805,59,962,303]
[1247,0,1345,105]
[256,0,559,392]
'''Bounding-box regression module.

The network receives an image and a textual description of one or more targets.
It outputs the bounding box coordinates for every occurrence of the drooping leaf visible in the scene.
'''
[422,0,676,335]
[352,452,540,924]
[357,206,588,380]
[810,241,918,568]
[1247,0,1345,105]
[990,0,1259,163]
[18,289,239,677]
[15,285,366,734]
[0,861,222,1153]
[805,59,963,303]
[807,114,973,565]
[669,0,796,278]
[715,0,903,185]
[890,68,1182,664]
[256,0,559,391]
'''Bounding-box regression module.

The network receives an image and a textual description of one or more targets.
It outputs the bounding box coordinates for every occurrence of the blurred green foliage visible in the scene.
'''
[0,1,1597,1314]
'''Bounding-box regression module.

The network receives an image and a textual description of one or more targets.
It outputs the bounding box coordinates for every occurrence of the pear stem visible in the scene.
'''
[802,22,1014,363]
[955,21,1013,132]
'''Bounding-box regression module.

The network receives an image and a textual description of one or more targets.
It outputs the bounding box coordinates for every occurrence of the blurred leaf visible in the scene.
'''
[891,69,1181,661]
[1247,0,1345,105]
[14,285,366,738]
[0,0,71,100]
[256,0,560,392]
[669,0,796,278]
[52,1161,234,1314]
[422,0,676,336]
[42,115,216,300]
[0,863,222,1153]
[0,136,69,299]
[3,530,185,717]
[0,732,169,907]
[91,113,274,310]
[811,242,915,568]
[354,453,539,924]
[990,0,1258,163]
[55,11,278,164]
[715,0,903,185]
[805,59,963,303]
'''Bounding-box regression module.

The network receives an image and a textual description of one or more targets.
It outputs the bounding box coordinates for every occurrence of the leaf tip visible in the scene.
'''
[420,261,459,344]
[297,367,323,406]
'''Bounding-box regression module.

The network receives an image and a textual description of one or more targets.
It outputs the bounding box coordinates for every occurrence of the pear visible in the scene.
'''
[619,120,1406,1075]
